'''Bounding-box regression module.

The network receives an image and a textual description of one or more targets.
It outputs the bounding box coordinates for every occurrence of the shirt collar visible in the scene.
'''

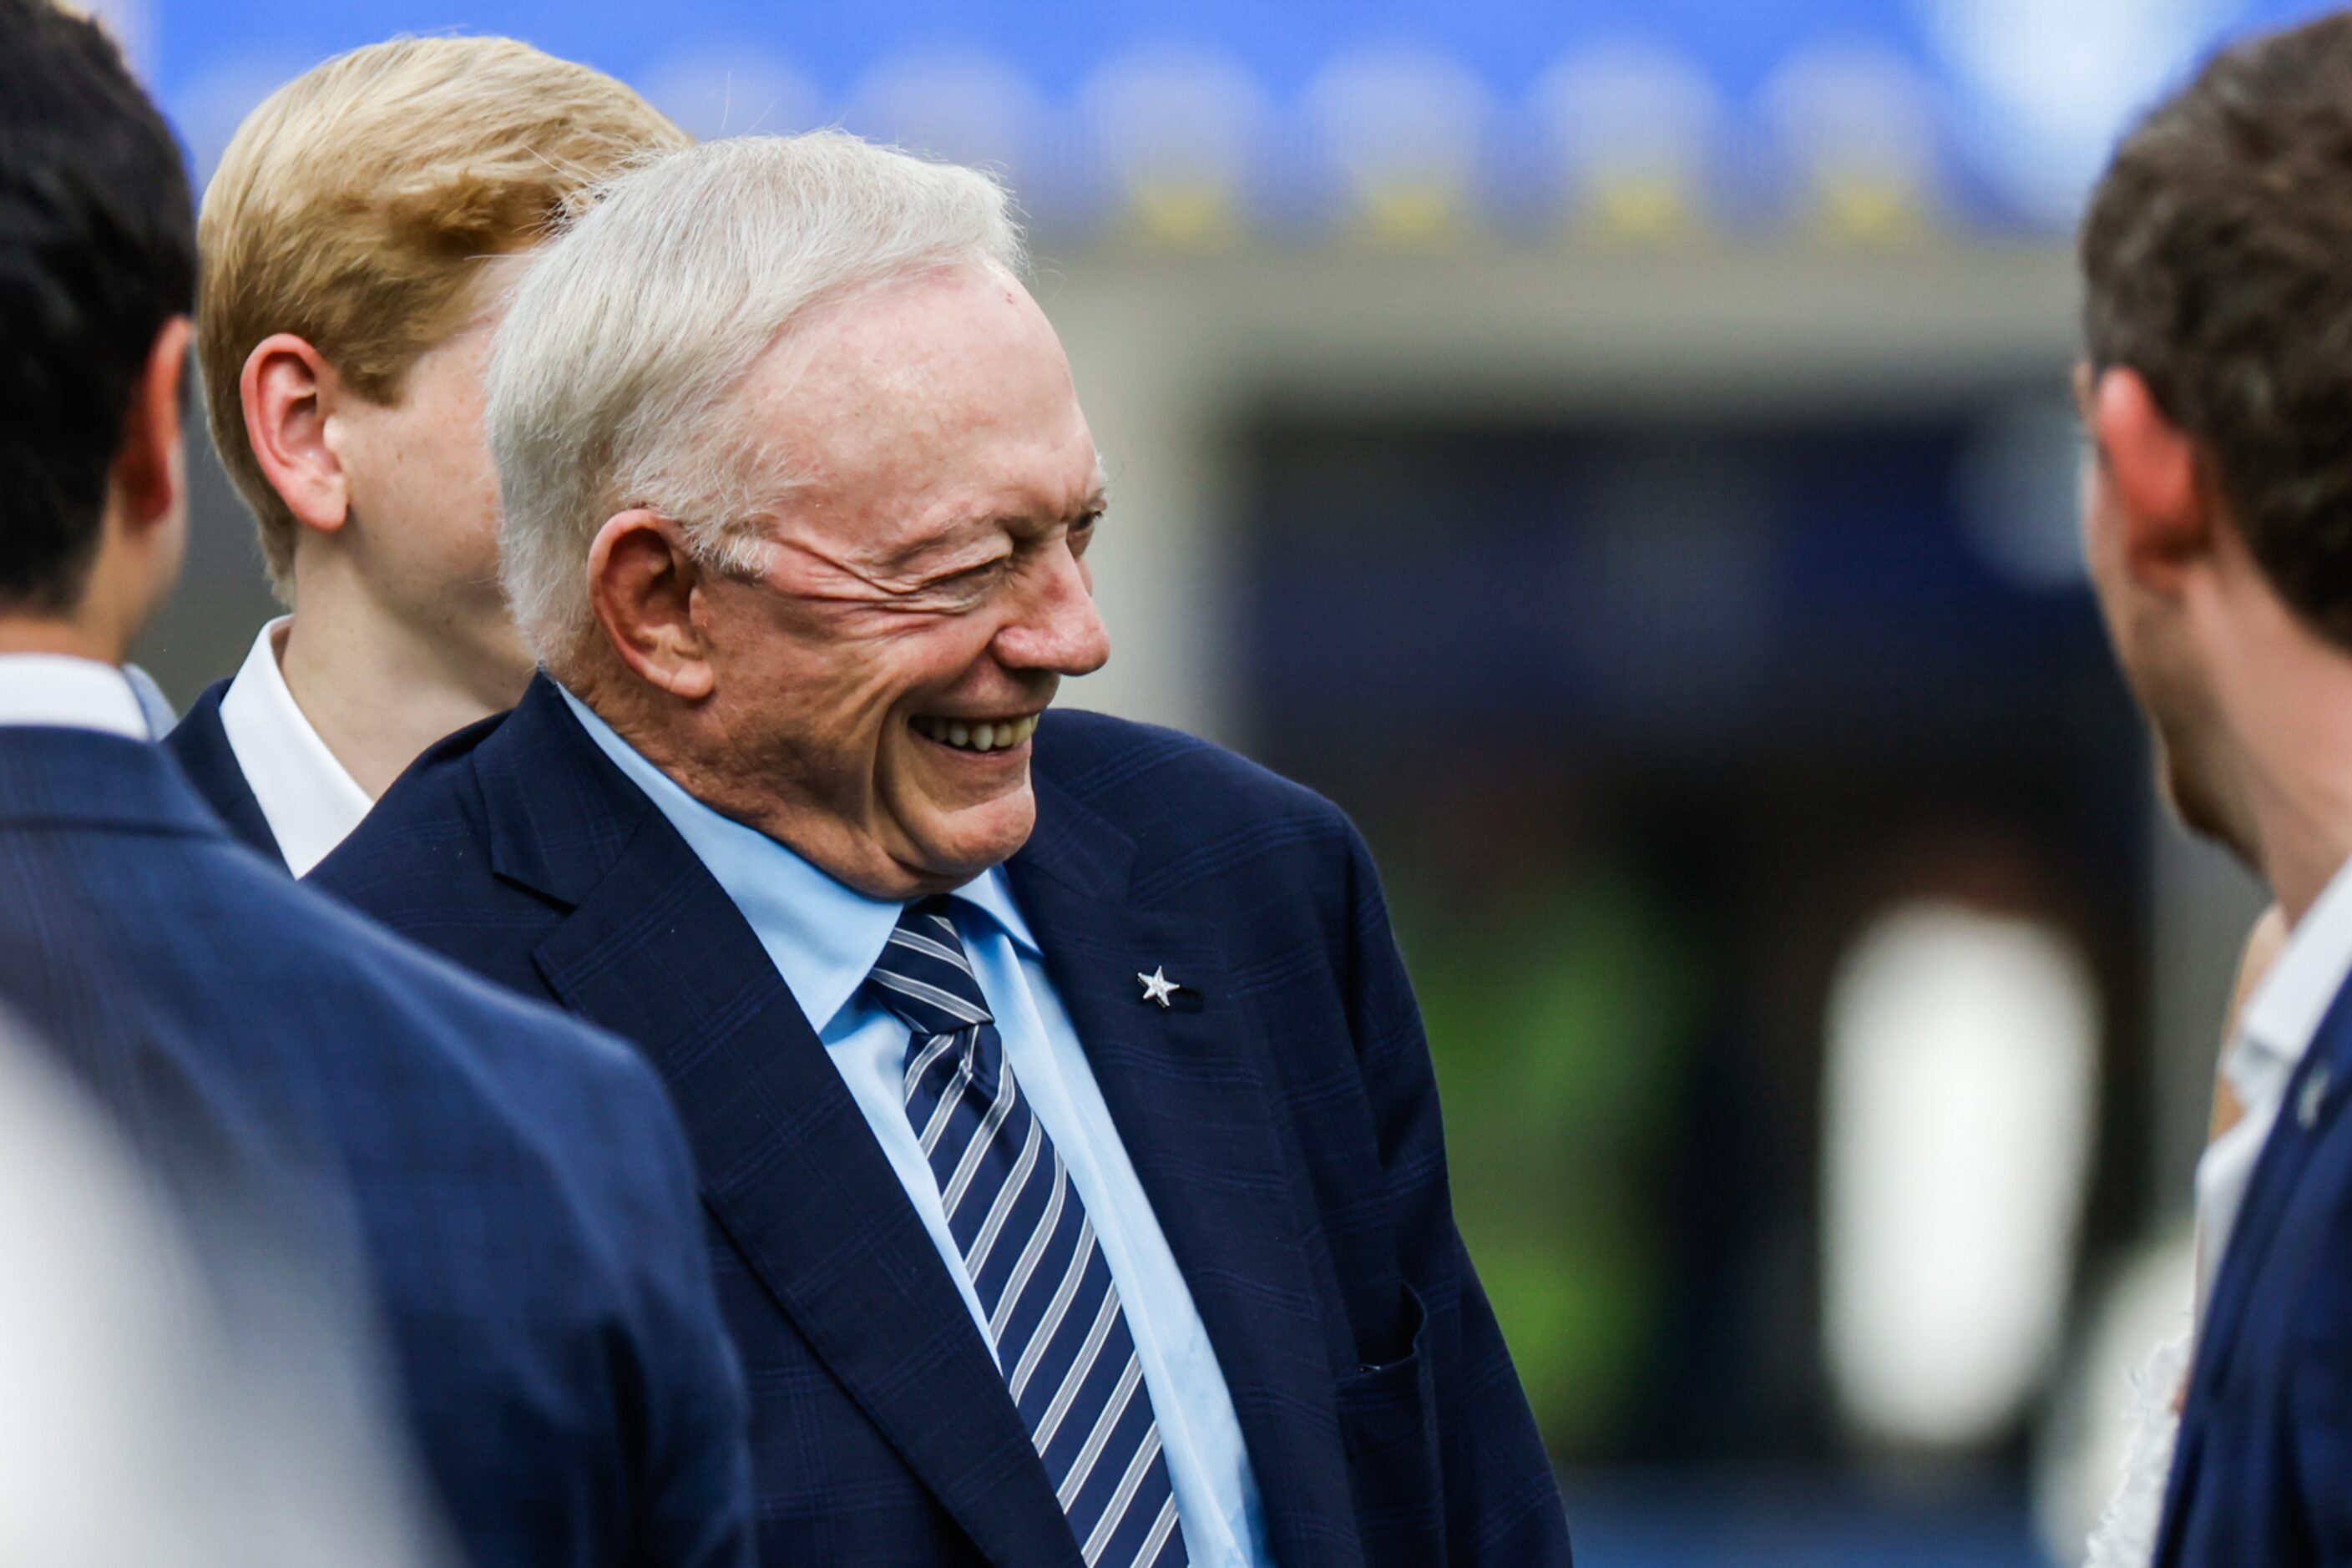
[0,654,150,741]
[557,686,1036,1032]
[215,618,374,876]
[2238,851,2352,1071]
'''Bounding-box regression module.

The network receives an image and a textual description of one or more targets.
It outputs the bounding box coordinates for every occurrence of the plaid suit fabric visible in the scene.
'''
[0,730,754,1568]
[313,677,1573,1568]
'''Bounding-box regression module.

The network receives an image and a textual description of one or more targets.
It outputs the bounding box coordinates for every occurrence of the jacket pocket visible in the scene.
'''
[1335,1282,1444,1565]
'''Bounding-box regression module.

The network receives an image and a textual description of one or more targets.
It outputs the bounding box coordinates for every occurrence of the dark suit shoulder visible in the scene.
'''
[309,711,505,891]
[2,810,702,1333]
[1036,710,1355,848]
[329,874,662,1100]
[1032,709,1370,923]
[139,825,660,1122]
[0,738,751,1568]
[306,707,575,1007]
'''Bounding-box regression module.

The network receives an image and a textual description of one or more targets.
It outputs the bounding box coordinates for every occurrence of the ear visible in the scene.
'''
[586,509,716,701]
[240,332,351,534]
[2090,366,2210,589]
[113,315,191,529]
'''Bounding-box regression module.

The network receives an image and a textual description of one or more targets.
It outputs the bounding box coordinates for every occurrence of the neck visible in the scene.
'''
[2203,573,2352,924]
[0,521,149,663]
[0,620,120,662]
[277,566,532,798]
[567,666,969,903]
[2249,775,2352,926]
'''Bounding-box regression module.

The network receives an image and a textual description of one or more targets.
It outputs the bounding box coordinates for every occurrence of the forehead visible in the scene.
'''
[397,250,535,382]
[735,263,1098,542]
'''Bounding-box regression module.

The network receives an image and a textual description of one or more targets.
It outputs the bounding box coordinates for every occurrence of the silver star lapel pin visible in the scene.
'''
[2300,1065,2334,1131]
[1137,967,1181,1009]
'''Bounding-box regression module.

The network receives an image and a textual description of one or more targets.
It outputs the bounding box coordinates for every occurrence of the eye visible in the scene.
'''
[1069,509,1103,553]
[936,554,1010,589]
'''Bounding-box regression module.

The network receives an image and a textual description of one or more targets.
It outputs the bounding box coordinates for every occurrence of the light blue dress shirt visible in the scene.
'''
[561,691,1271,1567]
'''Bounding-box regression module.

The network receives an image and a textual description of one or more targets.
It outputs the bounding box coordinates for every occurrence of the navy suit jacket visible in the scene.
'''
[0,725,754,1568]
[164,675,281,861]
[2158,974,2352,1566]
[313,675,1571,1567]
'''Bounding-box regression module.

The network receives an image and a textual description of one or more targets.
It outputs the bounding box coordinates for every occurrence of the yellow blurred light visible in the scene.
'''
[1808,172,1932,245]
[1120,180,1243,248]
[1353,181,1465,245]
[1582,172,1706,245]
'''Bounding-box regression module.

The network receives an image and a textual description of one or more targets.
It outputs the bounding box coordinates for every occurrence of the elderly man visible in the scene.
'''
[2074,12,2352,1565]
[316,132,1570,1566]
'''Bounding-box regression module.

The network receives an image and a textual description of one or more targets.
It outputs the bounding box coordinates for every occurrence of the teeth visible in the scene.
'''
[916,714,1039,752]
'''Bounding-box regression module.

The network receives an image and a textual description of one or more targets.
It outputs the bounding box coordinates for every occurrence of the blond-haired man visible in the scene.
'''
[166,37,688,873]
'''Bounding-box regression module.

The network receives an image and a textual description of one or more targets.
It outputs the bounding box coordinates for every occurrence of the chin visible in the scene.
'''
[913,793,1039,883]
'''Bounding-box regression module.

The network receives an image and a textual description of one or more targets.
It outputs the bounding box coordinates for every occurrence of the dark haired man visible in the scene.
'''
[0,4,752,1563]
[2079,10,2352,1564]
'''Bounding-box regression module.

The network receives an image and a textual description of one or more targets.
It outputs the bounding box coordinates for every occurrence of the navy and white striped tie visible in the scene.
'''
[867,898,1188,1568]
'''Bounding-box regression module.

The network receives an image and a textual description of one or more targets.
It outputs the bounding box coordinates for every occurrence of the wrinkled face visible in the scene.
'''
[332,255,534,693]
[689,261,1110,898]
[2076,369,2249,857]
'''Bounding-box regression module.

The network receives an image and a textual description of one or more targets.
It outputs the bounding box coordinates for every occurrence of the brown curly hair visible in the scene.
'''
[2081,11,2352,650]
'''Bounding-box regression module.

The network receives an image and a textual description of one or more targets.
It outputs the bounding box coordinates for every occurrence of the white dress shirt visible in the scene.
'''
[2194,852,2352,1318]
[0,654,149,740]
[560,688,1272,1568]
[216,620,372,876]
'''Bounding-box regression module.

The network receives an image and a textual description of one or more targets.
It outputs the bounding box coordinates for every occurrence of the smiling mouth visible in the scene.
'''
[910,712,1041,754]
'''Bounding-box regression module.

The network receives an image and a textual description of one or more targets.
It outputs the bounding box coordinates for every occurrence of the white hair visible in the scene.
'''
[487,130,1026,664]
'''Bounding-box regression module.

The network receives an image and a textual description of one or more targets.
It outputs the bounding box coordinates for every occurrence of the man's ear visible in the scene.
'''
[2091,366,2210,589]
[241,332,350,534]
[587,509,716,701]
[113,315,190,529]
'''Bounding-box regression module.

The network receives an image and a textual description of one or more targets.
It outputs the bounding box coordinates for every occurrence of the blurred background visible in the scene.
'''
[94,0,2338,1560]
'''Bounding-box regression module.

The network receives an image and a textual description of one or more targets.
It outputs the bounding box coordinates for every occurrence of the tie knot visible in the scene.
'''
[867,898,994,1038]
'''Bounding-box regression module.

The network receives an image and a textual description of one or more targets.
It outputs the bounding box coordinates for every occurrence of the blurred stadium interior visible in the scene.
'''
[99,0,2330,1560]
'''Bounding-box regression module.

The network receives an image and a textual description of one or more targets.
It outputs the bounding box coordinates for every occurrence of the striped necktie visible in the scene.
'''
[867,898,1188,1568]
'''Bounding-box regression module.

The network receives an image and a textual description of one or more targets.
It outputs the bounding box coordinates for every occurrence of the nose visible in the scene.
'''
[995,543,1110,677]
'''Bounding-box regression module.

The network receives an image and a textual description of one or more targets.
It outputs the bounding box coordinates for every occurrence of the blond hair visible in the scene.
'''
[198,36,688,597]
[488,132,1024,666]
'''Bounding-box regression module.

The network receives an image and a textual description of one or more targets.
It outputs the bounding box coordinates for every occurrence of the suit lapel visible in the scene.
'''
[159,681,281,863]
[2157,979,2352,1565]
[484,682,1080,1567]
[1009,776,1349,1568]
[2190,984,2352,1399]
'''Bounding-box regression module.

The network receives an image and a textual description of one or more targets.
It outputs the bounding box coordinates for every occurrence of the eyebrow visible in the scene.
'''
[878,486,1111,579]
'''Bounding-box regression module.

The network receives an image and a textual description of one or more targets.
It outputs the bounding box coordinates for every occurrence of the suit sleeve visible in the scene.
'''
[597,1052,757,1568]
[1337,822,1575,1565]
